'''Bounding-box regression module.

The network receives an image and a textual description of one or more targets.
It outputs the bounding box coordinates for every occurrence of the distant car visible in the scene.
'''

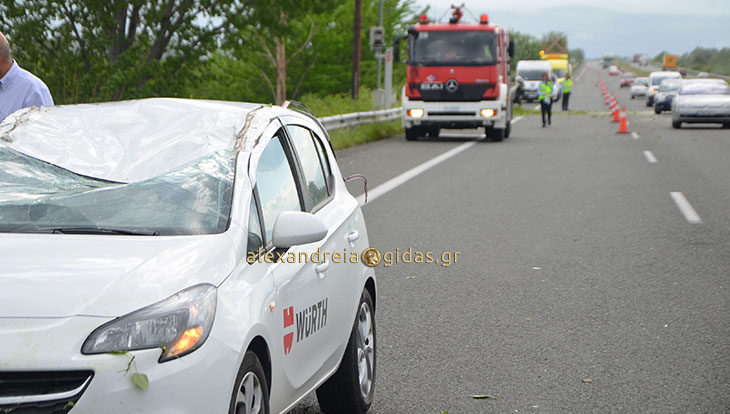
[647,71,682,106]
[654,79,683,114]
[672,79,730,128]
[0,98,377,413]
[631,77,649,99]
[608,65,620,76]
[620,72,637,88]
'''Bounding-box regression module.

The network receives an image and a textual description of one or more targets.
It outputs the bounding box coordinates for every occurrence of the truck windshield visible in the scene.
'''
[412,31,496,66]
[0,148,236,235]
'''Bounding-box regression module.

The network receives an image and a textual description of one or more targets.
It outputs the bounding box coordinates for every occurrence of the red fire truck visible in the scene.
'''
[399,6,515,141]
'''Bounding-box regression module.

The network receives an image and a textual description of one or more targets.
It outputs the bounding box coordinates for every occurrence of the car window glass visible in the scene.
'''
[312,133,332,182]
[287,126,328,208]
[256,135,301,242]
[247,197,263,257]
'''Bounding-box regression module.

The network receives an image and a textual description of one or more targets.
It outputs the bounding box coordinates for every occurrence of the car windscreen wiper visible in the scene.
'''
[47,227,159,236]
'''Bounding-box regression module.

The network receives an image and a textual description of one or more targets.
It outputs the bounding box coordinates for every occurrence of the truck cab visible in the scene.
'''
[400,9,515,142]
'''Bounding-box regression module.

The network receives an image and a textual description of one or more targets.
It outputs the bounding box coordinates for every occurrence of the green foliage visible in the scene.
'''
[677,47,730,76]
[653,51,666,63]
[508,30,542,72]
[569,48,585,69]
[329,120,401,150]
[0,0,247,104]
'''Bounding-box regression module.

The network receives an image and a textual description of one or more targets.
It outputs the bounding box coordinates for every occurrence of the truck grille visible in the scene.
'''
[410,83,496,102]
[0,371,93,413]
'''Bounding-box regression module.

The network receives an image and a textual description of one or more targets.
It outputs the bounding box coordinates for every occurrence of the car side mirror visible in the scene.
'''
[272,211,327,248]
[508,39,515,58]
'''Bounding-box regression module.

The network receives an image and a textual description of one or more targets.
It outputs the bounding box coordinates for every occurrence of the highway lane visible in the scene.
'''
[290,62,729,413]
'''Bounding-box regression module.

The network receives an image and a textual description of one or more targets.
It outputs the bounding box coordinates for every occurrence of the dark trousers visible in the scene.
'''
[541,101,552,126]
[562,92,571,110]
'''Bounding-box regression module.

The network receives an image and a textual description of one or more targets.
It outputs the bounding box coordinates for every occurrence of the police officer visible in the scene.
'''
[539,72,552,127]
[562,73,572,110]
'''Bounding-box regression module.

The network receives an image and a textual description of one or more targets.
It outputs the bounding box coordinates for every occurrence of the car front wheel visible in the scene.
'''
[229,351,270,414]
[672,120,682,129]
[316,289,376,414]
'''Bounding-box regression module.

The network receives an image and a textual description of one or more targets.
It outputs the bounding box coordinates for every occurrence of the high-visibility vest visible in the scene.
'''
[539,81,552,101]
[563,79,573,93]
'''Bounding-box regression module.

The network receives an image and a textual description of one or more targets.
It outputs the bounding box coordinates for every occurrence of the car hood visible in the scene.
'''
[675,95,730,106]
[0,232,236,318]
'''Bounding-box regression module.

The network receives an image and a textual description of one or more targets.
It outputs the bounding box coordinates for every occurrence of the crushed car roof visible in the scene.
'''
[0,98,269,183]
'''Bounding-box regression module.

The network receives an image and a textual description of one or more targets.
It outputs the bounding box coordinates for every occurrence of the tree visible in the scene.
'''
[508,30,542,72]
[0,0,247,103]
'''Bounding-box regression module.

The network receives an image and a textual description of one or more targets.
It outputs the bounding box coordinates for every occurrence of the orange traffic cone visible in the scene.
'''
[617,106,629,133]
[612,104,620,122]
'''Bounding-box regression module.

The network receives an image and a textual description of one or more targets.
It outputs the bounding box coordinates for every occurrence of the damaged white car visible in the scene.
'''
[0,99,376,414]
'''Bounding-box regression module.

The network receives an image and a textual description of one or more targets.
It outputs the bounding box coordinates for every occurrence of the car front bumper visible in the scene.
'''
[674,113,730,124]
[402,100,506,130]
[0,316,240,413]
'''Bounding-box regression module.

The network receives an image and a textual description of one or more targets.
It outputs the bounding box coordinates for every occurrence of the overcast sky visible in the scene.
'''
[410,0,730,57]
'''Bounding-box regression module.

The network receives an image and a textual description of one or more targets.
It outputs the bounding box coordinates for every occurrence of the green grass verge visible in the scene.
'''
[514,104,540,116]
[329,120,402,150]
[614,60,650,77]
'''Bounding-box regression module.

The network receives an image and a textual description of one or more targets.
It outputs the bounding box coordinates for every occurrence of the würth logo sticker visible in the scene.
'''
[282,298,328,356]
[283,306,294,355]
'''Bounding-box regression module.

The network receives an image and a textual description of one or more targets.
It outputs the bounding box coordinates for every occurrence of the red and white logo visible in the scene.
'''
[283,306,294,355]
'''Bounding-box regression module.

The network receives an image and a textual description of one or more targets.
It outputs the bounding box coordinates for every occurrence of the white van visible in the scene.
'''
[647,71,682,106]
[516,60,559,103]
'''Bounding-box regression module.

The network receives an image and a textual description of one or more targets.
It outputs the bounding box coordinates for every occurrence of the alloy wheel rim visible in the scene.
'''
[357,302,374,400]
[235,371,263,414]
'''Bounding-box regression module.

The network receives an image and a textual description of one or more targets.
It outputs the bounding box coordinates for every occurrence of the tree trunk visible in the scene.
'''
[275,37,286,105]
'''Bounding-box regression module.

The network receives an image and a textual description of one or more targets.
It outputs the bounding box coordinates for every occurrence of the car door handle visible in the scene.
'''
[316,262,330,278]
[347,230,360,243]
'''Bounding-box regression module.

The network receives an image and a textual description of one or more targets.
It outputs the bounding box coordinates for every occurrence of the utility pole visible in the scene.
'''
[376,0,384,90]
[351,0,362,100]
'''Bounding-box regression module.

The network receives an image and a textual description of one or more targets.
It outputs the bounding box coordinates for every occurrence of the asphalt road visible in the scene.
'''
[290,62,730,413]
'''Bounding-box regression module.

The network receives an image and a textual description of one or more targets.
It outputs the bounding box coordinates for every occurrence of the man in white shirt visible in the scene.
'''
[0,31,54,122]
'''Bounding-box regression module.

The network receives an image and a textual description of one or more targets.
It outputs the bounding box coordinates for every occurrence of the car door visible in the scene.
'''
[284,123,364,350]
[251,128,333,394]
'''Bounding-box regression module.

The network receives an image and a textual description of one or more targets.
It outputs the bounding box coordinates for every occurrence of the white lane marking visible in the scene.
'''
[670,192,703,223]
[631,132,639,140]
[512,116,524,124]
[357,142,475,205]
[358,117,526,205]
[643,150,658,163]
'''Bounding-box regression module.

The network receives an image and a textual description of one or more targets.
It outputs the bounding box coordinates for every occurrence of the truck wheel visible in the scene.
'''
[672,120,682,129]
[655,107,661,114]
[486,127,504,142]
[405,127,420,141]
[316,290,376,414]
[504,119,512,139]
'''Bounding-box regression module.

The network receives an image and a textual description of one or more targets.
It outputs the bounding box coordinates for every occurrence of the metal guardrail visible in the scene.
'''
[318,108,400,130]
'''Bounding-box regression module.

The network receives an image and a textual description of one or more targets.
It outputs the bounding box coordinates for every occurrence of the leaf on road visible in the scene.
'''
[406,276,416,279]
[582,378,593,383]
[471,394,498,399]
[131,373,149,391]
[107,350,128,355]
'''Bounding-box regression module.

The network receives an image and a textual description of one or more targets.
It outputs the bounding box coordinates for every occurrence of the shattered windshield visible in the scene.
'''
[0,148,236,235]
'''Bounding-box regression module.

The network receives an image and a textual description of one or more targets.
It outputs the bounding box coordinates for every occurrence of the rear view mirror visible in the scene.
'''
[272,211,327,248]
[508,39,515,58]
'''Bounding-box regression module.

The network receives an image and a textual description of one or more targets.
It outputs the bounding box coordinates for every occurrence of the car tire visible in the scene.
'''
[723,123,730,129]
[316,289,376,414]
[655,107,661,114]
[405,127,420,141]
[486,126,504,142]
[504,119,512,139]
[631,95,635,99]
[229,351,270,414]
[672,120,682,129]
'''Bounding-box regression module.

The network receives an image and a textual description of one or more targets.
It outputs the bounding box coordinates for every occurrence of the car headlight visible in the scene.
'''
[82,284,217,362]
